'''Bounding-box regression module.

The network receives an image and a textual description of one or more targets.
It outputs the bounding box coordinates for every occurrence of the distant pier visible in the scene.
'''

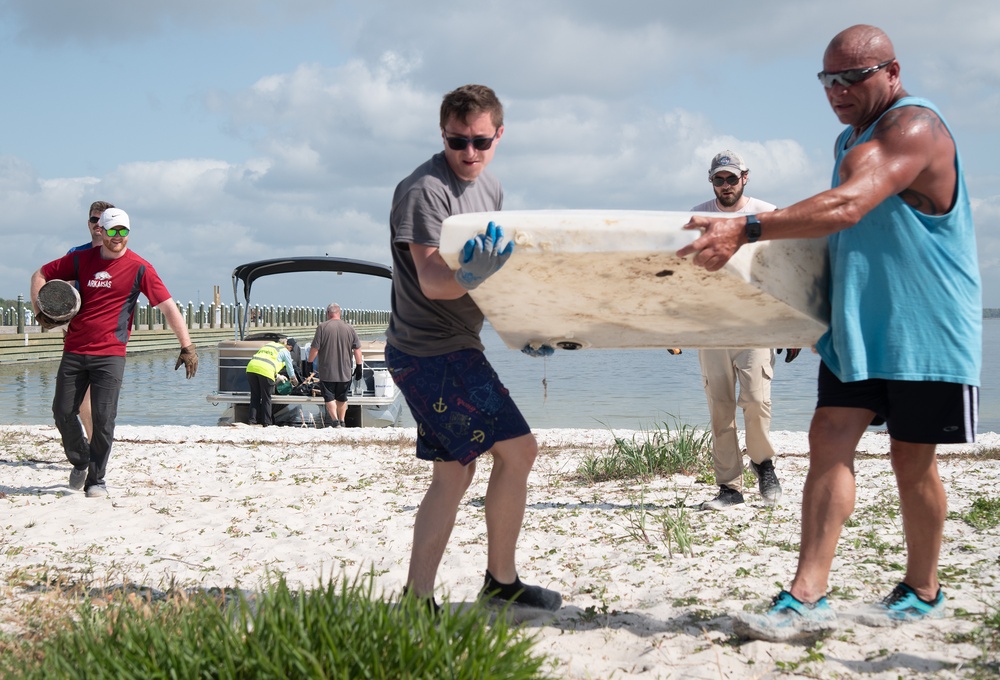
[0,298,389,364]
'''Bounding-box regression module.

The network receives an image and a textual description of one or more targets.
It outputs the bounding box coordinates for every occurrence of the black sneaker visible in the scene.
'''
[700,485,744,510]
[480,571,562,612]
[750,459,782,505]
[400,586,441,617]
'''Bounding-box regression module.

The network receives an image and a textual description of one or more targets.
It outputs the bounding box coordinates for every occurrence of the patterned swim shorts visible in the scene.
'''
[386,344,531,465]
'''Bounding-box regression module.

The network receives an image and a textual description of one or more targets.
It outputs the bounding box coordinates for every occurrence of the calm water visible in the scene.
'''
[1,321,998,433]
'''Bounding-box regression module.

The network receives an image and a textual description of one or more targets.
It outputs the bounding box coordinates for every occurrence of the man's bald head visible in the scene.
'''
[824,24,895,66]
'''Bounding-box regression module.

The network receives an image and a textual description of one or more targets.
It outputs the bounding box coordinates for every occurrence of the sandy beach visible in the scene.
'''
[2,424,999,678]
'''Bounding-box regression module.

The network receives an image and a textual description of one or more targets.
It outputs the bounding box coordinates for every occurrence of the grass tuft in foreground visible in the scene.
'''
[954,496,1000,530]
[950,598,1000,678]
[0,572,553,680]
[577,419,712,483]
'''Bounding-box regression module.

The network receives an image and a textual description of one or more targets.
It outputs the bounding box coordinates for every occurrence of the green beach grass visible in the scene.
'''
[0,573,553,680]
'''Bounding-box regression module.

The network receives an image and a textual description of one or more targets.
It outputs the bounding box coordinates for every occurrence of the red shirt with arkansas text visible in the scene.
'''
[40,248,173,357]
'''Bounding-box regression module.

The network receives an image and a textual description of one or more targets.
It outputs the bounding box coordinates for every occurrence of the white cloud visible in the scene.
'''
[2,0,999,309]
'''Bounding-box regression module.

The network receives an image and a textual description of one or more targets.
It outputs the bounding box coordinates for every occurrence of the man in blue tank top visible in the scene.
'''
[679,24,981,641]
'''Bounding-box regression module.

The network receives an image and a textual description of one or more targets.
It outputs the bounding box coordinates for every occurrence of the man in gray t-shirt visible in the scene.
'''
[308,302,362,428]
[385,84,561,615]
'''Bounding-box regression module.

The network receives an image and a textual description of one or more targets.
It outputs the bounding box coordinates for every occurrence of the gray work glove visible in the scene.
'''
[454,221,514,290]
[175,344,198,379]
[36,311,61,330]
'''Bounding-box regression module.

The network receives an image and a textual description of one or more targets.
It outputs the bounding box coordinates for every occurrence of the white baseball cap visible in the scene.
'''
[99,208,130,229]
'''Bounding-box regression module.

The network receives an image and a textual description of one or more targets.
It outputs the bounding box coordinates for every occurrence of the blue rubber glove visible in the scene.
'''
[521,344,554,358]
[454,221,514,290]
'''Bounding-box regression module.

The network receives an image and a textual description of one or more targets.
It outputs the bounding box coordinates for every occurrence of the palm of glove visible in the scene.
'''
[36,311,61,330]
[455,221,514,290]
[175,344,198,379]
[777,348,801,363]
[521,344,554,358]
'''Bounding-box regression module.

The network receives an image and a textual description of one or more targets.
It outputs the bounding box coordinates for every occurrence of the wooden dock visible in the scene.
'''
[0,323,388,365]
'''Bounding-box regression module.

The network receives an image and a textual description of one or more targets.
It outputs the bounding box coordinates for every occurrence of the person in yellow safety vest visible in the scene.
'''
[245,339,298,426]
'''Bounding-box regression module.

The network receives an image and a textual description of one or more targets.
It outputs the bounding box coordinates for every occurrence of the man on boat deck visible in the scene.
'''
[30,208,198,498]
[688,150,798,511]
[246,338,298,427]
[679,24,981,641]
[385,83,561,614]
[308,303,363,428]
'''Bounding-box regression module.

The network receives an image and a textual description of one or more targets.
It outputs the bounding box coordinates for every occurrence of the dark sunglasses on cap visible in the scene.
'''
[89,216,100,223]
[444,130,498,151]
[817,59,894,89]
[104,227,130,237]
[711,174,744,187]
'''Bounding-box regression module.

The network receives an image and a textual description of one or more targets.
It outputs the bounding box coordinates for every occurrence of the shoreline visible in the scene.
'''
[2,424,999,678]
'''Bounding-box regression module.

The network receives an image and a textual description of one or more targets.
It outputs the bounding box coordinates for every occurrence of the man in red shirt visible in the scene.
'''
[30,208,198,498]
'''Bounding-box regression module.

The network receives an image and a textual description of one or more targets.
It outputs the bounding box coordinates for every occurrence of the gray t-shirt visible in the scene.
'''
[386,152,503,356]
[311,318,361,382]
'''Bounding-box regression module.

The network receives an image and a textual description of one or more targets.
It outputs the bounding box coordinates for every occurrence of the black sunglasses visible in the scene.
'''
[817,59,894,89]
[89,216,100,224]
[711,174,743,187]
[444,130,498,151]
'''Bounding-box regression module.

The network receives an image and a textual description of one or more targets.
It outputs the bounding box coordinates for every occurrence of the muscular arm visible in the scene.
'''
[678,105,957,271]
[410,243,469,301]
[29,269,48,313]
[157,299,193,348]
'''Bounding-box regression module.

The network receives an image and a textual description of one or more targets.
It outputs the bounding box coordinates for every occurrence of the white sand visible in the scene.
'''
[2,424,999,678]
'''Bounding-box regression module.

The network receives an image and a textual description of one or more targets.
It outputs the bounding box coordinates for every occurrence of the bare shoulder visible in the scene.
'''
[872,104,953,147]
[871,104,957,214]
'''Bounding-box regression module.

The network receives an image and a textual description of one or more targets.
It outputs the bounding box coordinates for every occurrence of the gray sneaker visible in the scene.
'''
[85,484,108,499]
[750,459,782,505]
[733,590,838,642]
[701,486,744,510]
[69,468,87,491]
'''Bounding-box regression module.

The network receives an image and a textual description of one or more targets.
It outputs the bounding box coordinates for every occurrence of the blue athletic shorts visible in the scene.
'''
[385,344,531,465]
[817,361,978,444]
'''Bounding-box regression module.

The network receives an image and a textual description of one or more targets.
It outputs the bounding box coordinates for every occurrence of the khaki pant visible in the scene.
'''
[698,348,775,491]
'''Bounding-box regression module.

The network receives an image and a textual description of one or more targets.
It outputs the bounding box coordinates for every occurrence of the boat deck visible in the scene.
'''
[206,392,395,407]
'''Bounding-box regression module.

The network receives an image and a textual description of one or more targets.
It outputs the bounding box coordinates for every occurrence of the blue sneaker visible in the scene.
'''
[733,590,838,642]
[856,582,945,627]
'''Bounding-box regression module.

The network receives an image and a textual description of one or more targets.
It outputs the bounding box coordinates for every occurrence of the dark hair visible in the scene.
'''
[440,84,504,130]
[89,201,115,214]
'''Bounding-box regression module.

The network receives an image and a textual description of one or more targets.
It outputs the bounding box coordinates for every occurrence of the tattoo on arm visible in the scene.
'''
[897,189,939,214]
[873,106,953,214]
[873,107,949,142]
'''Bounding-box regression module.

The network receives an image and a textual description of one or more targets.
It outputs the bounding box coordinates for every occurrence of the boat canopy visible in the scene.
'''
[230,256,393,339]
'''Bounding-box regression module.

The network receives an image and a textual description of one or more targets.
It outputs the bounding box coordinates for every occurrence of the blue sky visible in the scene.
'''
[1,0,998,311]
